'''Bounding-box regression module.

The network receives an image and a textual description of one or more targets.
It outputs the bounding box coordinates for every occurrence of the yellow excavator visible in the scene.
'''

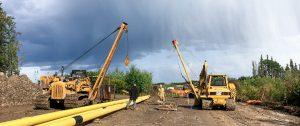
[34,22,128,109]
[172,40,236,110]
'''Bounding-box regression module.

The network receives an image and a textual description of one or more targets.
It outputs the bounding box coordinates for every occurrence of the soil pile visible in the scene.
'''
[0,75,42,107]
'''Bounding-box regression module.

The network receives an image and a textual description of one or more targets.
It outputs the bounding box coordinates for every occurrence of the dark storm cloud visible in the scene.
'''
[3,0,253,67]
[4,0,162,67]
[4,0,300,82]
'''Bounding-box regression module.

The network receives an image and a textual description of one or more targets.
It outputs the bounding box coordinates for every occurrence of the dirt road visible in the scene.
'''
[90,98,300,126]
[0,97,299,126]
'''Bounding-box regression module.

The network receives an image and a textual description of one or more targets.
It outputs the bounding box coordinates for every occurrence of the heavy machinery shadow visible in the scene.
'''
[178,105,200,110]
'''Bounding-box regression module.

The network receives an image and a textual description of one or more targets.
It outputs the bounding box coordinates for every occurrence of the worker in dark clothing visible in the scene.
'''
[126,84,139,109]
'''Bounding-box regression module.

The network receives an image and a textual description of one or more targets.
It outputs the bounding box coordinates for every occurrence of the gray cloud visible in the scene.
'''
[3,0,300,82]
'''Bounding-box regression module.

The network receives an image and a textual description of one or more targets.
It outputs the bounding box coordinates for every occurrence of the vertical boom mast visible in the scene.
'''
[172,40,200,100]
[88,22,128,100]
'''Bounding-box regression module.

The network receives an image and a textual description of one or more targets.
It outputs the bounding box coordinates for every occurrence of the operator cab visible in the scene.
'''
[208,75,228,87]
[64,70,88,81]
[71,70,87,78]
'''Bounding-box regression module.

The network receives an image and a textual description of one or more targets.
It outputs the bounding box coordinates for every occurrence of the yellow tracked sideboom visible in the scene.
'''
[34,22,128,109]
[172,40,236,110]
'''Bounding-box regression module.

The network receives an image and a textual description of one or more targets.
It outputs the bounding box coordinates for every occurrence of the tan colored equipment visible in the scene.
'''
[39,75,60,90]
[34,22,127,109]
[172,40,236,110]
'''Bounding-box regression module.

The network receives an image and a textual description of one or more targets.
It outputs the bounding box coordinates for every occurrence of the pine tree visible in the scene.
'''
[290,59,294,71]
[0,3,20,76]
[252,61,257,77]
[258,55,264,77]
[258,55,282,78]
[285,64,290,71]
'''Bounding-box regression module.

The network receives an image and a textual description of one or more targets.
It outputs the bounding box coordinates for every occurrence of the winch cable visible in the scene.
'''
[95,29,130,72]
[178,63,189,84]
[174,49,189,84]
[61,27,120,72]
[186,61,198,79]
[126,30,129,57]
[124,30,130,67]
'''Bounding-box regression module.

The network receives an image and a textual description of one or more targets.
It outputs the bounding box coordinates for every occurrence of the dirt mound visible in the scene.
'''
[0,75,42,107]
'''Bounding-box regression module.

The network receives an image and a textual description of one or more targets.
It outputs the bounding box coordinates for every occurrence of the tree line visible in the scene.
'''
[239,55,300,106]
[87,65,153,94]
[0,3,20,76]
[251,55,300,78]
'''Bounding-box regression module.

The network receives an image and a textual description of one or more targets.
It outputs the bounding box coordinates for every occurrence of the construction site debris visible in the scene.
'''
[155,102,177,111]
[0,75,42,107]
[246,100,262,105]
[284,106,300,116]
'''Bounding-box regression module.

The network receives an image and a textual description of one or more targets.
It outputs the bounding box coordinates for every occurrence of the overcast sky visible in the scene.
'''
[2,0,300,83]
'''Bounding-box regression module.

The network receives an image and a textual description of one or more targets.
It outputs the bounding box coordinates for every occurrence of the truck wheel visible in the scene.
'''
[225,99,236,111]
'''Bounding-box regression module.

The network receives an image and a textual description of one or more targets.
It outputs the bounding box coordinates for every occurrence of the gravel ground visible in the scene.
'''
[91,97,300,126]
[0,104,57,122]
[0,97,299,126]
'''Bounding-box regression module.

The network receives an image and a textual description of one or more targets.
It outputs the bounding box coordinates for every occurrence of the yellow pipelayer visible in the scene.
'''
[172,40,236,110]
[34,22,128,109]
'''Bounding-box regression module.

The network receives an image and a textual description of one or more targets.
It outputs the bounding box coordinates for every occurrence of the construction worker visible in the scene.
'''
[158,84,165,102]
[126,84,139,109]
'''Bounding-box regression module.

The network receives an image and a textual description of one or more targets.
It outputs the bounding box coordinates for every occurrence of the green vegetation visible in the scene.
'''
[125,65,152,93]
[0,3,20,76]
[238,55,300,106]
[87,65,152,94]
[108,68,126,93]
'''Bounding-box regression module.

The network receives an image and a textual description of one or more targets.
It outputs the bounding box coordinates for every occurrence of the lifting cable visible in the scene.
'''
[174,49,189,84]
[124,30,130,67]
[126,31,129,57]
[60,27,120,73]
[186,62,198,79]
[95,28,130,70]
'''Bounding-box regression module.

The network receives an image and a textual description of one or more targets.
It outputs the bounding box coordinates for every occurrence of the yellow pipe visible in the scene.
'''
[37,95,150,126]
[0,96,147,126]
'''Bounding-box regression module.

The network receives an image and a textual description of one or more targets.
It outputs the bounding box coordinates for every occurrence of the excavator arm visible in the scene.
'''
[88,22,128,101]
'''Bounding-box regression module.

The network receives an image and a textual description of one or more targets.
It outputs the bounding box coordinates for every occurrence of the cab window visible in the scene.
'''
[210,76,226,86]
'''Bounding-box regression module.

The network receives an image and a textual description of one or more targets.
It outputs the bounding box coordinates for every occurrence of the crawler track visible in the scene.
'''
[64,94,89,109]
[34,93,51,110]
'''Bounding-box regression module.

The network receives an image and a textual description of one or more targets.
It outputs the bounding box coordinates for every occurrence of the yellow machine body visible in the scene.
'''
[35,22,127,109]
[39,75,60,90]
[50,81,67,100]
[50,77,92,100]
[199,74,236,106]
[172,40,236,110]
